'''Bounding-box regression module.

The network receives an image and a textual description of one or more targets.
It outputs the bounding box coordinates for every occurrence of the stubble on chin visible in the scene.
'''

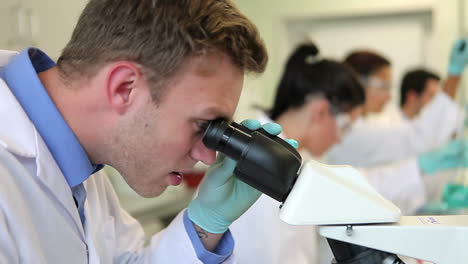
[120,169,168,198]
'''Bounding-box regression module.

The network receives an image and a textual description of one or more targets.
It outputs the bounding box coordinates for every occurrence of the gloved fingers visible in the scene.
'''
[285,138,299,149]
[446,139,464,156]
[452,38,467,52]
[214,152,226,164]
[203,156,237,187]
[463,138,468,148]
[448,38,468,75]
[430,139,462,157]
[240,119,261,130]
[261,122,282,136]
[240,119,283,136]
[461,139,468,167]
[220,157,237,173]
[234,179,262,205]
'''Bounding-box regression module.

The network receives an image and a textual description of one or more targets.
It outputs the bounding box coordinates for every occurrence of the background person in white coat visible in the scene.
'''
[0,0,278,263]
[367,69,444,130]
[327,41,466,167]
[230,43,468,264]
[399,69,442,122]
[343,50,392,115]
[231,43,366,264]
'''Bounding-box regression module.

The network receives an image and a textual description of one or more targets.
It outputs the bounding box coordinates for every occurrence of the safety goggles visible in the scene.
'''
[360,76,391,91]
[335,113,353,136]
[329,104,353,136]
[306,95,354,136]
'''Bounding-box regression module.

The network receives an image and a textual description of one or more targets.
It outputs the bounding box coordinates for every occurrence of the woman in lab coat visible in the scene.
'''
[327,43,466,167]
[230,43,365,264]
[230,43,464,264]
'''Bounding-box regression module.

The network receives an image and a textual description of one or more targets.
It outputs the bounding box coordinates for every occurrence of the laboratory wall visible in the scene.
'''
[0,0,88,59]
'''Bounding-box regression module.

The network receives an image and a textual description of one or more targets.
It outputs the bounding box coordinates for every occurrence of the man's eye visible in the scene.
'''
[195,121,209,134]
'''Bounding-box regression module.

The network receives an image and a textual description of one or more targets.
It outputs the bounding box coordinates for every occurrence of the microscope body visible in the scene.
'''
[202,119,468,264]
[280,160,468,264]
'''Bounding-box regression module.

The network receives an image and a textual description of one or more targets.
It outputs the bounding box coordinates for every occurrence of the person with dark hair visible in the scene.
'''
[328,40,467,168]
[0,0,282,262]
[230,42,367,264]
[400,69,441,120]
[344,50,392,114]
[229,42,468,264]
[228,42,365,264]
[268,44,365,156]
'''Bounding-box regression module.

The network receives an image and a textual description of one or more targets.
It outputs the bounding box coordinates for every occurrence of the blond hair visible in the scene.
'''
[57,0,267,100]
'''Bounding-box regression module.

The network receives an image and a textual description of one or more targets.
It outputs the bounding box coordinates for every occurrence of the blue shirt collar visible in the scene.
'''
[0,47,102,187]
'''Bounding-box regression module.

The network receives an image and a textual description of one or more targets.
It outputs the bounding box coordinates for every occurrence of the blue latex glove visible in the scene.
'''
[418,139,467,175]
[448,38,468,75]
[187,119,298,233]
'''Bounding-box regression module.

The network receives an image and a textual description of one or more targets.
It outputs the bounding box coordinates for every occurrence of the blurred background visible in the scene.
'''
[2,0,467,242]
[234,0,468,120]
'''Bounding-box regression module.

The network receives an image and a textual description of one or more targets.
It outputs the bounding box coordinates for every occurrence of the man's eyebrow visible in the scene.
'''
[218,117,234,124]
[200,107,233,122]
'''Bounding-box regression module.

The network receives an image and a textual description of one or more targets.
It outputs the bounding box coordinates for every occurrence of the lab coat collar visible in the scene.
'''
[0,48,98,187]
[0,78,37,157]
[0,50,36,157]
[0,51,86,237]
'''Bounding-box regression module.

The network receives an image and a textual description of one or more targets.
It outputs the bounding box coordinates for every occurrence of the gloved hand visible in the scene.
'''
[418,139,467,175]
[187,119,298,233]
[448,38,468,75]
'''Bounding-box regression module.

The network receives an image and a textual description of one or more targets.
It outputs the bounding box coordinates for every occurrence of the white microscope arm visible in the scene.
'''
[279,160,468,264]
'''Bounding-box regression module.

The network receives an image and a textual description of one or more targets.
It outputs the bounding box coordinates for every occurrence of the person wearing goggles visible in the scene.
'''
[328,42,465,168]
[231,42,366,264]
[230,42,468,264]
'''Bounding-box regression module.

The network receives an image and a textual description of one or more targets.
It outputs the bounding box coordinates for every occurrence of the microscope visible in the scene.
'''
[202,119,468,264]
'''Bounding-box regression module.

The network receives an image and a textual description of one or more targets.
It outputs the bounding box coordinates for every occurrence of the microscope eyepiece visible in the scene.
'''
[203,119,253,161]
[202,119,302,202]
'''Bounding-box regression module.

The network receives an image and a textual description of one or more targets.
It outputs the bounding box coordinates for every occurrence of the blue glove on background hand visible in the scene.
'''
[188,119,298,233]
[418,139,467,175]
[448,38,468,75]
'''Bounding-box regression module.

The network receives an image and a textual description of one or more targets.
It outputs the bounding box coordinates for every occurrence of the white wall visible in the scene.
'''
[0,0,87,59]
[285,11,433,108]
[30,0,88,59]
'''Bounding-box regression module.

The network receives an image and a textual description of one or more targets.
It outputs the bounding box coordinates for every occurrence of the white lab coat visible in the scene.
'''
[327,92,462,167]
[361,104,410,128]
[230,112,437,264]
[0,50,234,263]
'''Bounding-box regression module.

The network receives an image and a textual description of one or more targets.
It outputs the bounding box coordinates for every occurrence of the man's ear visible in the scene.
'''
[105,62,142,115]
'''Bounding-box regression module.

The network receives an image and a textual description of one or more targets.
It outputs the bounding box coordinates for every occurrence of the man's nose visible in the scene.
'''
[190,138,217,165]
